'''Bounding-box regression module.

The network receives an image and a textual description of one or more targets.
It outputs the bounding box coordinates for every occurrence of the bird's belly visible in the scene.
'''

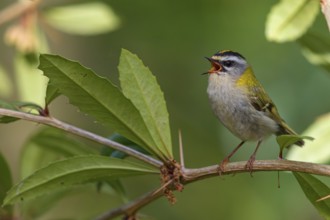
[207,82,278,141]
[217,102,277,141]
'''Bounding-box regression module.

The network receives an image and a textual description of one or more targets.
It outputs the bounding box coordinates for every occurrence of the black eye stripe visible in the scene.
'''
[222,60,234,67]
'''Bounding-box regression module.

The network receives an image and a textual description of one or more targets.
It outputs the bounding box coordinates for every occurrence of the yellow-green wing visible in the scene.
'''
[239,67,303,146]
[247,76,301,140]
[237,67,283,124]
[248,83,283,124]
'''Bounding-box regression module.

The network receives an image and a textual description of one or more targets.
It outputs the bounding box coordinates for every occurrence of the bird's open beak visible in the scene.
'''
[203,57,222,75]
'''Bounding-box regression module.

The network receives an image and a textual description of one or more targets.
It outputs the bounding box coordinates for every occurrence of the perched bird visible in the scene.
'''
[205,50,304,172]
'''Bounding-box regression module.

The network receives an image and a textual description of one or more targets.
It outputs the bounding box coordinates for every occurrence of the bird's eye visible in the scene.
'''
[222,60,234,67]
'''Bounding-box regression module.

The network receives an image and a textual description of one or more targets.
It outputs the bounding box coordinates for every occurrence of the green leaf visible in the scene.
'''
[97,179,128,202]
[265,0,319,42]
[45,84,61,105]
[44,2,120,35]
[38,54,165,160]
[298,32,330,73]
[0,100,45,123]
[15,54,48,107]
[0,100,20,123]
[3,155,158,205]
[293,172,330,219]
[20,127,97,178]
[105,180,127,202]
[100,133,150,159]
[0,154,12,200]
[0,154,13,216]
[20,128,125,218]
[119,49,173,159]
[0,65,13,97]
[15,101,43,110]
[287,113,330,163]
[20,188,70,219]
[276,134,314,150]
[109,133,140,148]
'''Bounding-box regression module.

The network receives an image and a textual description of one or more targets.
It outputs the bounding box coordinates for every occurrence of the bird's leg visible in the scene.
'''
[218,141,245,174]
[245,140,262,175]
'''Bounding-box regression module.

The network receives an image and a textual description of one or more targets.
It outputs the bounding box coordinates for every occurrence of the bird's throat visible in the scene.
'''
[235,67,259,89]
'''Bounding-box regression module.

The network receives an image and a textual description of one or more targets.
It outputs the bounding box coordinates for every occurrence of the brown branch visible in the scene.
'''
[95,160,330,220]
[182,160,330,183]
[2,108,330,219]
[95,188,164,220]
[0,108,162,168]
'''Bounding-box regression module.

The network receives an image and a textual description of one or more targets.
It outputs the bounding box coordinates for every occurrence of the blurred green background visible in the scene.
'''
[1,0,330,219]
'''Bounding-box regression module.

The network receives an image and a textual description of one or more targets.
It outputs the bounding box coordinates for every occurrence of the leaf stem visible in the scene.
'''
[0,108,162,168]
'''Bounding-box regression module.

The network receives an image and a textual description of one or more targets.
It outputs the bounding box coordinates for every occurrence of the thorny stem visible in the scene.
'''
[0,108,162,168]
[96,160,330,220]
[2,108,330,219]
[182,160,330,183]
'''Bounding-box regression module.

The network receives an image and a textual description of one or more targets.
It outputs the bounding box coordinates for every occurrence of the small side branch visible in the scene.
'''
[95,188,164,220]
[0,108,162,168]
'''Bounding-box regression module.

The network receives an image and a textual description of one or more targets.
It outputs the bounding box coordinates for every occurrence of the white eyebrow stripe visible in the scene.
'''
[221,56,245,65]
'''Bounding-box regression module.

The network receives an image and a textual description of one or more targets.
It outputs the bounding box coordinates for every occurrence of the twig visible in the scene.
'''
[96,159,330,219]
[95,187,164,220]
[0,108,162,168]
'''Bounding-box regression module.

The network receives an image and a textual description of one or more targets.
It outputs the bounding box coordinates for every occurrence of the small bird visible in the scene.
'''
[205,50,304,172]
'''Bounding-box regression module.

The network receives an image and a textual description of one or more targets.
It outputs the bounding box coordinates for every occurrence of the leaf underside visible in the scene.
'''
[294,172,330,219]
[3,155,158,206]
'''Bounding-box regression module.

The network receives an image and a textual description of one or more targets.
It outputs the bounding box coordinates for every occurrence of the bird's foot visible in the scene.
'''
[218,158,229,175]
[245,155,256,177]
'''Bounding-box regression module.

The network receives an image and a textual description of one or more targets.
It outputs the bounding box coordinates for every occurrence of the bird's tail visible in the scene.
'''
[276,122,304,147]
